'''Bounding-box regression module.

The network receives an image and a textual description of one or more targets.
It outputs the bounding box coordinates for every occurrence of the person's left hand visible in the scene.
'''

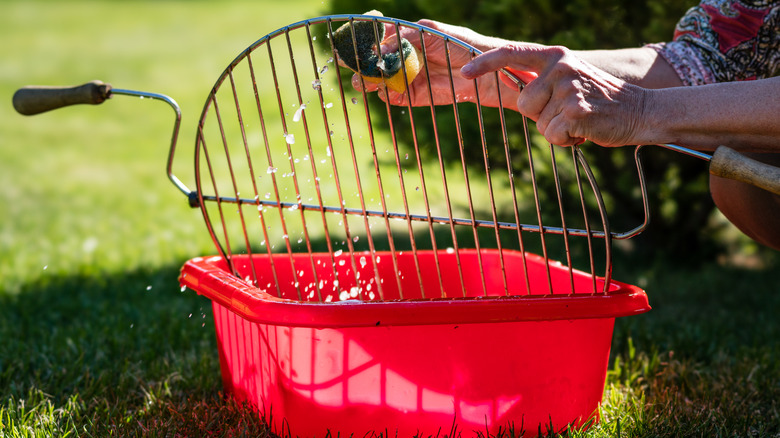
[461,43,649,146]
[351,20,531,110]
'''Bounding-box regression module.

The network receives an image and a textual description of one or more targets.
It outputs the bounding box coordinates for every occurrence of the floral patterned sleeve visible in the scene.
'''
[648,0,780,86]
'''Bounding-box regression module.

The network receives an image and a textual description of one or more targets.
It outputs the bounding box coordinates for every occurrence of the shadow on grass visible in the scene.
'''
[0,261,254,434]
[1,248,778,436]
[608,254,780,436]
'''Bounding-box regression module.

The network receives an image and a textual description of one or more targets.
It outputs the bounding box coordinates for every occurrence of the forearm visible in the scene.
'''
[575,47,683,89]
[639,77,780,152]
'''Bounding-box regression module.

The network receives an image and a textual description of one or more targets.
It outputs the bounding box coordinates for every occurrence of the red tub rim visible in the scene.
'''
[179,250,650,328]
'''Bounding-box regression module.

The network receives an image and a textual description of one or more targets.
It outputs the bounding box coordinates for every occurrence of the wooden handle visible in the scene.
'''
[12,80,112,115]
[710,146,780,196]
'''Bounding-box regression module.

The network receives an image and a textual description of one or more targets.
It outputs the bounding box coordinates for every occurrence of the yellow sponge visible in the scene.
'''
[332,11,424,93]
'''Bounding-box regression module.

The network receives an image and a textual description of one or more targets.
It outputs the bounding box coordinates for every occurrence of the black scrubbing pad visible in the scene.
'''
[332,11,416,79]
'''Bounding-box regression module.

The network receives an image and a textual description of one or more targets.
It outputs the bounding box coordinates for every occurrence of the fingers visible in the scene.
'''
[351,73,412,106]
[540,112,586,146]
[352,74,381,93]
[461,43,562,79]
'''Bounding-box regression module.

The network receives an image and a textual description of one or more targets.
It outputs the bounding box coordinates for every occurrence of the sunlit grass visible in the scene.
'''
[1,1,779,437]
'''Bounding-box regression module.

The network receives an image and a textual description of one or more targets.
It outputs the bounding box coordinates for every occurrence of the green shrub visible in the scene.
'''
[325,0,726,260]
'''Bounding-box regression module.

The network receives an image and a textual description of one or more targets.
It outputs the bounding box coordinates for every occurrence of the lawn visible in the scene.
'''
[1,1,779,437]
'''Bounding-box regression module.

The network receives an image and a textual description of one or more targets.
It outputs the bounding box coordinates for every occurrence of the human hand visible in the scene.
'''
[461,43,648,146]
[352,20,534,110]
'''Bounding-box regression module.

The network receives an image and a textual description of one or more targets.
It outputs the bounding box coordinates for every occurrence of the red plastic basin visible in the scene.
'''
[180,249,649,437]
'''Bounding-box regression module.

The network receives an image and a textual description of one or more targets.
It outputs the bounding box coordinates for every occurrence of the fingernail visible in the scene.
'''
[460,63,474,76]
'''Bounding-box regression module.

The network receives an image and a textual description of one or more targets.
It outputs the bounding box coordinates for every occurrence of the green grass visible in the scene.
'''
[2,1,779,437]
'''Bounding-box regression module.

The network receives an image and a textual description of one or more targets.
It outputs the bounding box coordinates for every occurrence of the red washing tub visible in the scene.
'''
[180,249,649,437]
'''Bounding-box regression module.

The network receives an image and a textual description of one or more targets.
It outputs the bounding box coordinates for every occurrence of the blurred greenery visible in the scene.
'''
[326,0,772,261]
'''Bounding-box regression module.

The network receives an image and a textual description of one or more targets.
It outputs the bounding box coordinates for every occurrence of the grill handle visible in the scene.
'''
[710,146,780,196]
[13,80,111,115]
[12,80,194,201]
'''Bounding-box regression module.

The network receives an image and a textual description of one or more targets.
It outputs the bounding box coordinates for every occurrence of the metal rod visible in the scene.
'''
[267,38,306,300]
[571,146,598,293]
[227,69,261,287]
[246,52,284,297]
[111,88,190,198]
[548,143,575,294]
[330,18,402,299]
[299,24,362,300]
[474,72,509,296]
[440,37,468,298]
[575,148,613,292]
[196,193,611,237]
[394,21,440,299]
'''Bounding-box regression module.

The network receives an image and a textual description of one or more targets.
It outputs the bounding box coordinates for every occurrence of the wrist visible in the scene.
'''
[634,87,675,145]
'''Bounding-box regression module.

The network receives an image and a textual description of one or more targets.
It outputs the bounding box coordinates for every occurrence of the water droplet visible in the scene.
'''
[324,102,333,109]
[267,166,278,174]
[351,97,358,105]
[43,265,48,270]
[293,104,306,122]
[339,290,350,301]
[312,80,322,90]
[446,247,455,254]
[352,236,359,243]
[146,285,152,291]
[320,65,329,74]
[415,186,420,191]
[326,146,331,157]
[360,256,367,268]
[334,249,343,257]
[327,57,334,63]
[350,286,360,298]
[284,133,295,144]
[405,153,409,159]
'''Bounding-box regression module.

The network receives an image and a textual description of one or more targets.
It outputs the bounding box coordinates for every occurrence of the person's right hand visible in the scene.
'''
[462,43,649,146]
[352,19,534,110]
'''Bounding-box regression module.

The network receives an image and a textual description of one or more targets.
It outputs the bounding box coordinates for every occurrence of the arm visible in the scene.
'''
[463,44,780,152]
[642,77,780,152]
[575,47,683,89]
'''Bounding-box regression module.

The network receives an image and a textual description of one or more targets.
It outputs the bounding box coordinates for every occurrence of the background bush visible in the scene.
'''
[326,0,735,261]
